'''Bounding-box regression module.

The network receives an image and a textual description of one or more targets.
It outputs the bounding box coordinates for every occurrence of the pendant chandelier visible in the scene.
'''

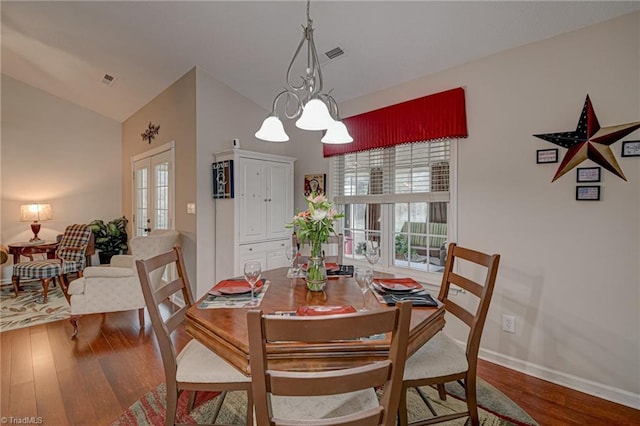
[255,0,353,144]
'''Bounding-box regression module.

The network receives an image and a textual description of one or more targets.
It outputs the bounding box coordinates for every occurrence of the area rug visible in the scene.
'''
[0,281,70,333]
[112,378,537,425]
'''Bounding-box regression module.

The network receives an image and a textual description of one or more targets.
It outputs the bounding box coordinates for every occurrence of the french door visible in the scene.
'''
[132,143,175,236]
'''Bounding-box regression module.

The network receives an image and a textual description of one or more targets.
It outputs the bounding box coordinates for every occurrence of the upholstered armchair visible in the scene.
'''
[67,229,179,338]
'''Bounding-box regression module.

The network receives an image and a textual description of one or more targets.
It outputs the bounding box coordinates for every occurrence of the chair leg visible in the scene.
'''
[11,275,21,297]
[464,375,479,426]
[416,386,438,417]
[245,388,254,426]
[437,383,447,400]
[138,308,145,327]
[187,391,197,412]
[398,385,409,426]
[210,391,227,423]
[41,278,51,303]
[70,315,81,338]
[165,383,179,426]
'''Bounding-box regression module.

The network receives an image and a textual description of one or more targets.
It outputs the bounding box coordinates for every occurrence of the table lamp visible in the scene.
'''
[20,204,52,242]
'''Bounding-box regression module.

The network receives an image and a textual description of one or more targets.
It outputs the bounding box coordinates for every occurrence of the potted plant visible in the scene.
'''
[88,216,129,264]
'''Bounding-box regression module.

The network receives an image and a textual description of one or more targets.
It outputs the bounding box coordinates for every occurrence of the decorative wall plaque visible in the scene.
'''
[212,160,234,199]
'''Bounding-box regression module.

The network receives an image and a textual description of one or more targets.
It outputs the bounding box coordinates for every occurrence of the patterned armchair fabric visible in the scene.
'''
[67,229,179,337]
[12,224,91,303]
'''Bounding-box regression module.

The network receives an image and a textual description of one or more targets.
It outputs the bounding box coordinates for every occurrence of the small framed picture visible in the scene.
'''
[576,186,600,201]
[536,148,558,164]
[304,174,326,196]
[621,140,640,157]
[576,167,601,182]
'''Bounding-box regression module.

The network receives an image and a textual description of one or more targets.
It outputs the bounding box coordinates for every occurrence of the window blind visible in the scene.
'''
[332,140,451,205]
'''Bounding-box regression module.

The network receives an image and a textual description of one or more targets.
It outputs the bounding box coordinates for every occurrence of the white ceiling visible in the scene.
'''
[2,1,639,122]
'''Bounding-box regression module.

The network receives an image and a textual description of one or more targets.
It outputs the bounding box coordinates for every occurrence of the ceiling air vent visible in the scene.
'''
[101,73,116,86]
[324,47,344,60]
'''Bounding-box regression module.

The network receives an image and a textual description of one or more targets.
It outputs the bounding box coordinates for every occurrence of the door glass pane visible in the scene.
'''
[136,168,148,236]
[154,162,169,230]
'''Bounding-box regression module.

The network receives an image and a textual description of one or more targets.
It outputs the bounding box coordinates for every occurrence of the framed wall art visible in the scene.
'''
[621,140,640,157]
[536,148,558,164]
[576,185,600,201]
[304,174,326,196]
[576,167,601,183]
[212,160,234,199]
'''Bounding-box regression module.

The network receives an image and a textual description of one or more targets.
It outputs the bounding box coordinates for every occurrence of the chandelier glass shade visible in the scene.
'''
[255,0,352,144]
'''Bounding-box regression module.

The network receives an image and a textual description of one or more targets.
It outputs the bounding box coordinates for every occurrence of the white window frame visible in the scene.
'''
[329,140,458,287]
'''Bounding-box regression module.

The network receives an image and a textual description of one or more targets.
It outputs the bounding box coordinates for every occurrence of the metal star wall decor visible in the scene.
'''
[141,122,160,144]
[533,95,640,182]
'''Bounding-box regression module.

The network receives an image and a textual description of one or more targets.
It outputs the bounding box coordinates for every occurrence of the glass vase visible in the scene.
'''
[305,256,327,291]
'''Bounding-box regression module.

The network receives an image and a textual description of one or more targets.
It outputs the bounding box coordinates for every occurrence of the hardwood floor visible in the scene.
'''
[1,308,638,425]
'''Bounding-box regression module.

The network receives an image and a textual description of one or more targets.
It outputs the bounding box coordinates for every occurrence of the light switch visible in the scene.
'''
[187,203,196,214]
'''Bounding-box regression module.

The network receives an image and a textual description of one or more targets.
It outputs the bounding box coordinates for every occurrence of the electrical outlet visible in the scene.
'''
[502,314,516,333]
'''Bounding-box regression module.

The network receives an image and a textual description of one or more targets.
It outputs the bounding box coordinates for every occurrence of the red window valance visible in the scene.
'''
[323,87,468,157]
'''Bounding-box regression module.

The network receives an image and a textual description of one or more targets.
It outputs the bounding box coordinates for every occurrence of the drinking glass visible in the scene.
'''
[285,246,300,276]
[354,266,373,311]
[365,244,380,267]
[243,261,262,307]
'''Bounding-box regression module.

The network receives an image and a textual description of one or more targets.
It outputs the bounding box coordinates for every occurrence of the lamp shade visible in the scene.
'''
[295,99,334,131]
[321,120,353,144]
[20,204,52,222]
[255,116,289,142]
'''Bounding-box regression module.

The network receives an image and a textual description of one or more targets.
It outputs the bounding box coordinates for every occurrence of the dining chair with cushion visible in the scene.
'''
[12,224,92,303]
[292,232,344,264]
[136,246,253,426]
[68,229,179,338]
[398,242,500,426]
[247,301,412,426]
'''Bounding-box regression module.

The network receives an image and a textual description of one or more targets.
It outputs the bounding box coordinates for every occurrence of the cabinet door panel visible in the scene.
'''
[267,162,293,239]
[239,159,268,242]
[267,247,289,270]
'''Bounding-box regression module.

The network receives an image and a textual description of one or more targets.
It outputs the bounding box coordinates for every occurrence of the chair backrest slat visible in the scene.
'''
[268,362,392,396]
[249,302,412,426]
[448,272,483,297]
[154,277,185,302]
[263,309,397,343]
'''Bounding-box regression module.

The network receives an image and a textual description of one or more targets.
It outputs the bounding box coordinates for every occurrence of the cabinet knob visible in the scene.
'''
[268,198,272,202]
[249,248,253,251]
[264,199,268,202]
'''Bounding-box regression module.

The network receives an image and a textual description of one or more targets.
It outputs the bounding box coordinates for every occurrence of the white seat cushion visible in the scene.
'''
[176,340,251,383]
[403,332,469,381]
[271,389,378,421]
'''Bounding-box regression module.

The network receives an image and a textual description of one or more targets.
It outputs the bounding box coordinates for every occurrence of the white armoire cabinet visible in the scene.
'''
[214,149,295,281]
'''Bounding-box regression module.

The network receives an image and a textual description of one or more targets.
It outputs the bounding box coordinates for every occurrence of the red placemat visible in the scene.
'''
[373,278,422,292]
[296,305,356,316]
[209,279,264,295]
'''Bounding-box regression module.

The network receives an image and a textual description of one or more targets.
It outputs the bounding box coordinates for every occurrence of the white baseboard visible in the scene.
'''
[478,346,640,410]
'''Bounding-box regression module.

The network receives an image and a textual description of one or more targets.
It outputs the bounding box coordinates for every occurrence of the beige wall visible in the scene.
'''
[1,75,122,281]
[195,66,289,297]
[121,68,197,284]
[297,13,639,405]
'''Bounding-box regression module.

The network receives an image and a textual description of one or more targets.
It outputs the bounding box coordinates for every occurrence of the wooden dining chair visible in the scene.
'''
[135,247,253,426]
[398,243,500,426]
[247,301,412,426]
[292,232,344,264]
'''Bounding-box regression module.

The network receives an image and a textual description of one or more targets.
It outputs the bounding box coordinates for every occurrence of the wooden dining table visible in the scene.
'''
[185,267,445,376]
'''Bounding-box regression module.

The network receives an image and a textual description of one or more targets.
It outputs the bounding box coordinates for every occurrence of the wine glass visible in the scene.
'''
[285,246,300,276]
[243,261,262,307]
[365,244,380,267]
[354,266,373,311]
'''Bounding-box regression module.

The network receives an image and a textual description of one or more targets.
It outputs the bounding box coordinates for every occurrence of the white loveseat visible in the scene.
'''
[68,229,179,337]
